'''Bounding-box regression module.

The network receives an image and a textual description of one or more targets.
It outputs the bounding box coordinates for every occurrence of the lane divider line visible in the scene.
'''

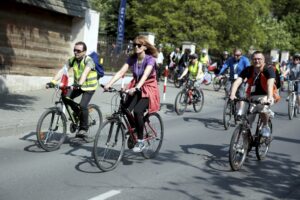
[88,190,121,200]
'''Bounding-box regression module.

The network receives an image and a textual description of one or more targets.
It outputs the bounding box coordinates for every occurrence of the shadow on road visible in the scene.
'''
[0,93,38,111]
[183,116,225,131]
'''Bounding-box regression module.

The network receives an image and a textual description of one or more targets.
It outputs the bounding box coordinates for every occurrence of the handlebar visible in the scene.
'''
[231,97,270,106]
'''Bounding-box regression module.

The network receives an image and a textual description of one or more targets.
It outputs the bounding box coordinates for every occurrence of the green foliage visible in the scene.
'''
[90,0,300,54]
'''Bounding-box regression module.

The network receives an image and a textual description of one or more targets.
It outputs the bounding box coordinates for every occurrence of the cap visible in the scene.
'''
[201,48,207,54]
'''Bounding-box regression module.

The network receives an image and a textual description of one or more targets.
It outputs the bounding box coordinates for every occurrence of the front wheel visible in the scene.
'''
[86,104,103,142]
[142,113,164,159]
[288,93,295,120]
[212,77,222,91]
[255,120,272,160]
[93,119,125,172]
[229,126,249,171]
[193,89,204,112]
[175,91,188,115]
[36,108,67,151]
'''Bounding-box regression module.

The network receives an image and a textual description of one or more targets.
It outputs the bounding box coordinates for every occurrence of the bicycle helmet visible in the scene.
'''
[189,53,198,60]
[201,48,207,54]
[223,51,228,55]
[294,53,300,59]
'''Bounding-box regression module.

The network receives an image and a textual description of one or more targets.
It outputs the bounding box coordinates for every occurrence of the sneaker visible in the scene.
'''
[132,141,145,153]
[261,126,271,137]
[76,129,87,138]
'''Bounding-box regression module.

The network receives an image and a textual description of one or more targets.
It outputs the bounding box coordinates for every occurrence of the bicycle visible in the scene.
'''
[93,85,164,172]
[287,80,300,120]
[228,98,273,171]
[174,79,205,115]
[213,74,228,91]
[173,69,188,88]
[36,85,103,151]
[223,97,238,130]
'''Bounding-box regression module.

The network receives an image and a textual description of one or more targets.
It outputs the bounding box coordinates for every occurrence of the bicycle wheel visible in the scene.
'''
[85,104,103,142]
[174,91,188,115]
[288,93,295,120]
[142,113,164,159]
[223,99,232,130]
[167,69,175,83]
[174,75,182,88]
[229,125,249,171]
[255,120,272,160]
[36,108,67,151]
[193,89,204,113]
[93,119,125,172]
[294,99,299,118]
[212,77,222,91]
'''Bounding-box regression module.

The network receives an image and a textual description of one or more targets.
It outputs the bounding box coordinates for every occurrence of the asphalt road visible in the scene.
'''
[0,83,299,200]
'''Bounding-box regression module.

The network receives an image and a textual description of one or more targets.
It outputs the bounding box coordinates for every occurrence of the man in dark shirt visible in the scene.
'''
[230,51,275,138]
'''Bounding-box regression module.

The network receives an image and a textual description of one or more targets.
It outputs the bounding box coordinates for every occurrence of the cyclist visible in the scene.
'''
[230,51,276,138]
[169,47,181,69]
[178,48,191,74]
[178,53,204,86]
[284,53,300,113]
[104,35,160,153]
[46,41,98,138]
[217,48,250,97]
[216,51,230,74]
[199,48,211,72]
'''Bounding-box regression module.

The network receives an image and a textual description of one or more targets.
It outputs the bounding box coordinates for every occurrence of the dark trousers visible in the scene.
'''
[65,89,95,131]
[124,93,149,140]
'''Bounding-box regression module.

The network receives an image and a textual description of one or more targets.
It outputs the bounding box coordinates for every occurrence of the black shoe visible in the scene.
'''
[75,130,87,138]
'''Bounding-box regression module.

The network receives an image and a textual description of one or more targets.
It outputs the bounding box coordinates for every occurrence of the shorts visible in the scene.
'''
[226,81,246,98]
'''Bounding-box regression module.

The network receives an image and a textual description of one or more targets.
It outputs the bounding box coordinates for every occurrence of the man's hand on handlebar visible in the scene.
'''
[72,83,81,90]
[46,81,56,89]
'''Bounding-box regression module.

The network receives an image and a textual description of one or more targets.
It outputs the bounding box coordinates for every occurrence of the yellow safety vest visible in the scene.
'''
[69,56,98,91]
[199,54,209,65]
[188,61,200,78]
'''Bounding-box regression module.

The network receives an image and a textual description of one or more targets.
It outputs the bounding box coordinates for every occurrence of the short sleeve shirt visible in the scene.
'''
[240,66,276,95]
[126,54,157,81]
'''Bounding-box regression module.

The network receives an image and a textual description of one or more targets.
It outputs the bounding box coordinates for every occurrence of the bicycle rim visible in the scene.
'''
[256,120,272,160]
[175,91,187,115]
[229,126,248,171]
[36,109,67,151]
[142,113,164,159]
[193,89,204,113]
[223,100,232,130]
[85,104,103,142]
[288,94,295,120]
[93,119,125,172]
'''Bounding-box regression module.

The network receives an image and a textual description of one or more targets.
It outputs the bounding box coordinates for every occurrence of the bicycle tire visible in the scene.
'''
[36,108,67,151]
[212,77,222,91]
[142,113,164,159]
[193,89,204,113]
[288,93,295,120]
[175,90,188,115]
[85,104,103,142]
[93,119,125,172]
[229,125,249,171]
[174,75,182,88]
[223,99,232,130]
[255,120,272,160]
[294,99,299,118]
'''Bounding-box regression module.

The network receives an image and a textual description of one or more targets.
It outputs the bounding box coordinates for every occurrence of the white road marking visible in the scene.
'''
[88,190,121,200]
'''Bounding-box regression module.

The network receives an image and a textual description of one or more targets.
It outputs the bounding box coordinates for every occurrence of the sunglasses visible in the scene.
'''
[234,54,241,57]
[133,43,143,48]
[73,49,84,53]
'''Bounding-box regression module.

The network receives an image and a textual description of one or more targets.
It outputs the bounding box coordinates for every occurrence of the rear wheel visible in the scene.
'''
[36,108,67,151]
[288,93,295,120]
[193,89,204,112]
[174,75,182,88]
[212,77,222,91]
[175,91,188,115]
[223,99,232,130]
[229,126,249,171]
[142,113,164,159]
[255,120,272,160]
[93,119,125,172]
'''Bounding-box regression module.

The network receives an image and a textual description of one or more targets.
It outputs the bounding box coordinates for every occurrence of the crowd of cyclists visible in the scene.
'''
[44,35,300,170]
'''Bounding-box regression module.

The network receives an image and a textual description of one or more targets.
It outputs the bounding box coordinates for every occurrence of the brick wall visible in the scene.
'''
[0,2,75,76]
